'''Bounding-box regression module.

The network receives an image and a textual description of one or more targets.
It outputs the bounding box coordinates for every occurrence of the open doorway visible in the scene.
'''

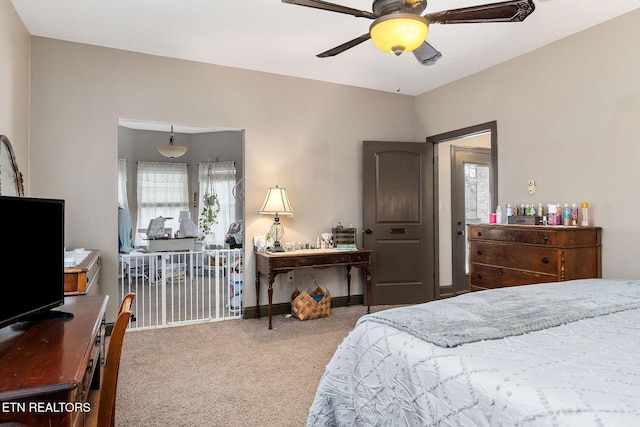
[116,119,246,328]
[429,122,497,298]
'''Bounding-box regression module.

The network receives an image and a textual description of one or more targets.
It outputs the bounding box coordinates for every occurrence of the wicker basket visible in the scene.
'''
[291,286,331,320]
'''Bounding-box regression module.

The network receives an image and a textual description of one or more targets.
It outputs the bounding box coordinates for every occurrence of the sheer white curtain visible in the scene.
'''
[117,158,129,211]
[136,161,189,246]
[198,161,237,246]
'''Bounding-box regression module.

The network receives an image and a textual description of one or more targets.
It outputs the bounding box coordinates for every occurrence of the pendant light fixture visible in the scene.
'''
[157,125,188,158]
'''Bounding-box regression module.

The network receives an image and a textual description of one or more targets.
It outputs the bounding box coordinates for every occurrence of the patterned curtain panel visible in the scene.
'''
[198,161,237,246]
[117,158,129,212]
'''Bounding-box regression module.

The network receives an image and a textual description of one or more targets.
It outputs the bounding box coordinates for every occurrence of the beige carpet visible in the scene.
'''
[117,304,400,427]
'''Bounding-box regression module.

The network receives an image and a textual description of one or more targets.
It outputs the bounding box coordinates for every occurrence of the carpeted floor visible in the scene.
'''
[116,304,400,426]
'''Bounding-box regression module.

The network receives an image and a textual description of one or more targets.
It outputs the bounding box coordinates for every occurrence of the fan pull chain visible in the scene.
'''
[396,56,401,93]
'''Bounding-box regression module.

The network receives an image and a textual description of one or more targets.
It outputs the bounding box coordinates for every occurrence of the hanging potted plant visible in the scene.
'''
[199,158,221,242]
[199,191,220,241]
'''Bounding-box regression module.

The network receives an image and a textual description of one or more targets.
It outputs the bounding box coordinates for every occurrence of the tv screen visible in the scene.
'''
[0,195,65,329]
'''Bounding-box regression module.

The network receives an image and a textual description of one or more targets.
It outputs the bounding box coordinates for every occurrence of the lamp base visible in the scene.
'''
[270,241,285,252]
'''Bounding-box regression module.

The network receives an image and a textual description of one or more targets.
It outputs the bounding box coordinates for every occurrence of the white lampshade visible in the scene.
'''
[259,186,294,216]
[157,125,188,158]
[259,185,293,252]
[370,13,429,56]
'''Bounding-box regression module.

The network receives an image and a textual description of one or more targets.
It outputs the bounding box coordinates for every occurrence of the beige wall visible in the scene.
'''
[28,37,417,320]
[7,3,640,321]
[0,1,30,185]
[416,8,640,279]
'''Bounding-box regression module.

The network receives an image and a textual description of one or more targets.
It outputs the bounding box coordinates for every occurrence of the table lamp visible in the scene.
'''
[259,185,293,252]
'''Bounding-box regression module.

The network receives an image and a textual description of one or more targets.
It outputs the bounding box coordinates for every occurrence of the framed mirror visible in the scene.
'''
[0,135,25,197]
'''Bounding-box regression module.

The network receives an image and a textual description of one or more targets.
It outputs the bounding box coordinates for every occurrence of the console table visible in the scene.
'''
[255,249,372,329]
[0,295,108,427]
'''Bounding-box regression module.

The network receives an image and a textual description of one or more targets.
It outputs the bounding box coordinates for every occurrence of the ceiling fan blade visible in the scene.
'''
[424,0,535,24]
[317,33,372,58]
[282,0,377,19]
[413,42,442,66]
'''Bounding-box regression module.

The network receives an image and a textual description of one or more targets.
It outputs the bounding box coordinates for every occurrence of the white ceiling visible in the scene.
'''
[10,0,640,96]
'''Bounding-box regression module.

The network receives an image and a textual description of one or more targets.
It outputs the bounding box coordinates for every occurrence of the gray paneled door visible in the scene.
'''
[363,141,435,305]
[451,147,492,294]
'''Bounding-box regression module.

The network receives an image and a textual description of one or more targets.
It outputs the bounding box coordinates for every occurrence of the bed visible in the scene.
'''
[307,279,640,426]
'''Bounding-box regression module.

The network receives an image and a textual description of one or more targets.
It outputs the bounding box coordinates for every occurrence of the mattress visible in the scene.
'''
[307,280,640,426]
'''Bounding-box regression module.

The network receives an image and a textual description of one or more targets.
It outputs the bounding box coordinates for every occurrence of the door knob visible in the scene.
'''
[364,228,373,234]
[457,229,464,236]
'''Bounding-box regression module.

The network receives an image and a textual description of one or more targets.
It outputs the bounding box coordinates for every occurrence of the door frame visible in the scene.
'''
[426,121,498,298]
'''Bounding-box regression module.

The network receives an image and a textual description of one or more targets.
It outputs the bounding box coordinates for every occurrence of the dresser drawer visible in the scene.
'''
[469,225,557,246]
[469,263,558,290]
[271,253,367,269]
[469,241,558,274]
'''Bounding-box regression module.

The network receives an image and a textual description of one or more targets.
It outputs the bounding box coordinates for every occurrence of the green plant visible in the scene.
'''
[198,192,220,240]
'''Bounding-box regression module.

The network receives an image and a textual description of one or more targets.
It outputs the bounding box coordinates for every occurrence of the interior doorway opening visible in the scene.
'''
[428,122,497,299]
[117,119,246,326]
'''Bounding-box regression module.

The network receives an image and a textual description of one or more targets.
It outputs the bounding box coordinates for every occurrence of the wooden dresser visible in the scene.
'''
[64,250,101,296]
[468,224,601,292]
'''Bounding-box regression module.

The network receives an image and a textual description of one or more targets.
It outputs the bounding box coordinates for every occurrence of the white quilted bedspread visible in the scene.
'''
[307,288,640,426]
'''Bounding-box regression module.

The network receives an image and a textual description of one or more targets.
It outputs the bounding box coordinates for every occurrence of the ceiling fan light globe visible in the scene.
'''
[370,13,429,54]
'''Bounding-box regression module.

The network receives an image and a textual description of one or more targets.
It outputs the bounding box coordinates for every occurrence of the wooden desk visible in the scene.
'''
[0,295,108,427]
[64,250,101,296]
[255,249,372,329]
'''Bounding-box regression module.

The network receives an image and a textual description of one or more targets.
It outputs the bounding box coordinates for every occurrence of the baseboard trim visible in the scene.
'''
[439,284,455,299]
[243,294,365,319]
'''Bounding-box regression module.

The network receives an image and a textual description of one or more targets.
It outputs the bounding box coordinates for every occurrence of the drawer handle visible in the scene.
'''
[476,249,482,256]
[542,235,548,241]
[541,257,549,264]
[477,231,482,237]
[476,273,483,280]
[389,228,406,234]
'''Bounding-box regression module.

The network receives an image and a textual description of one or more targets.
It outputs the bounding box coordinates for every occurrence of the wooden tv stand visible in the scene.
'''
[0,295,108,427]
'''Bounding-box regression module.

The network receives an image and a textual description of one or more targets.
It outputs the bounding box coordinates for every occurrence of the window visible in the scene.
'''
[198,161,237,246]
[136,161,189,246]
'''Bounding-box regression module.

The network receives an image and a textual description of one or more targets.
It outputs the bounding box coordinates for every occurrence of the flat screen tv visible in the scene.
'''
[0,195,67,329]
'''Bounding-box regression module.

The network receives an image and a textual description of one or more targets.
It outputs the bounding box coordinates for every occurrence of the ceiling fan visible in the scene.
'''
[282,0,535,65]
